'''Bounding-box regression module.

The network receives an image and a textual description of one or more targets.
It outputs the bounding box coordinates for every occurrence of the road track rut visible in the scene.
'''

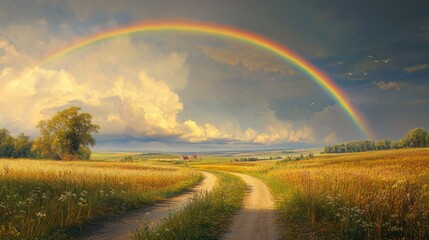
[80,171,217,240]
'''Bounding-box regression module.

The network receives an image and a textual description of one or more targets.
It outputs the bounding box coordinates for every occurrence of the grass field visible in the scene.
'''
[0,159,201,239]
[195,148,429,239]
[132,171,246,240]
[2,148,428,239]
[91,152,179,161]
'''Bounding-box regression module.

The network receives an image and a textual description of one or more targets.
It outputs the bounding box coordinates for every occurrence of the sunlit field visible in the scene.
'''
[91,152,179,161]
[0,159,201,239]
[196,148,429,239]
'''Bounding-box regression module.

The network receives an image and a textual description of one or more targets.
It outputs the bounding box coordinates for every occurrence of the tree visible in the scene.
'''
[12,133,32,158]
[0,128,14,157]
[427,134,429,147]
[376,140,392,150]
[32,107,100,160]
[401,128,427,148]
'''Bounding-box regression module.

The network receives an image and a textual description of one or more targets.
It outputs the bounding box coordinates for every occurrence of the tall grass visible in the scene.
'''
[196,148,429,239]
[266,149,429,239]
[0,159,201,239]
[131,172,246,240]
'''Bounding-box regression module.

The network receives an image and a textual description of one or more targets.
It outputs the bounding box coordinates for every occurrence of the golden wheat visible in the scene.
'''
[0,159,200,239]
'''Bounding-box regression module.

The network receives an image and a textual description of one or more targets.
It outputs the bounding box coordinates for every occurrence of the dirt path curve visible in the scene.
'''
[80,171,217,240]
[222,173,278,240]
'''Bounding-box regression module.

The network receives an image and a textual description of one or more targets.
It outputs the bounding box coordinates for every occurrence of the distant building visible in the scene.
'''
[179,154,198,160]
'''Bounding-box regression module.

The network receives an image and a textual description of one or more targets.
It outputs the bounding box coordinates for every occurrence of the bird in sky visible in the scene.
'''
[382,58,390,63]
[310,102,314,106]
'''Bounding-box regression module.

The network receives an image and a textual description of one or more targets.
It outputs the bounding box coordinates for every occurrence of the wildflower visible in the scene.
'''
[42,193,49,200]
[58,194,68,202]
[35,212,46,218]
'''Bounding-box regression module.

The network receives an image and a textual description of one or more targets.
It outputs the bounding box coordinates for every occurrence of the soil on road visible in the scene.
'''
[80,171,217,240]
[222,173,278,240]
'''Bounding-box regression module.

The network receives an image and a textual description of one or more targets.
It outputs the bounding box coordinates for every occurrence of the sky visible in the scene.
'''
[0,0,428,151]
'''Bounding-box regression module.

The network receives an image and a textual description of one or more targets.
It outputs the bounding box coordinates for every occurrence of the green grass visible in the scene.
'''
[131,171,246,240]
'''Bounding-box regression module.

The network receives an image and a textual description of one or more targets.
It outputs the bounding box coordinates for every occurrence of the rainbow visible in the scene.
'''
[28,20,374,139]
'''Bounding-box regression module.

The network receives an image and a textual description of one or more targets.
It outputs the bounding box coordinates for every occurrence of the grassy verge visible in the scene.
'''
[131,171,246,240]
[0,159,201,239]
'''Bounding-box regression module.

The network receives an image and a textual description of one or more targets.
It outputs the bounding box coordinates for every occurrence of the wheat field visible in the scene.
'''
[195,148,429,239]
[0,159,201,239]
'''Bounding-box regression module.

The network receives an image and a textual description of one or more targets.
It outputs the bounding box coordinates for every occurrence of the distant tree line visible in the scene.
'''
[0,129,34,158]
[231,153,315,162]
[283,153,314,161]
[231,157,259,162]
[324,128,429,153]
[0,107,99,160]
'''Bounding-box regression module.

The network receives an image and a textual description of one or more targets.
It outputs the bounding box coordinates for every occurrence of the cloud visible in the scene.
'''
[50,37,190,92]
[375,81,404,91]
[322,132,337,144]
[199,43,297,75]
[181,120,231,142]
[0,37,30,66]
[0,13,335,146]
[403,63,429,73]
[328,61,344,66]
[0,65,311,144]
[0,67,88,133]
[309,105,361,143]
[0,38,20,58]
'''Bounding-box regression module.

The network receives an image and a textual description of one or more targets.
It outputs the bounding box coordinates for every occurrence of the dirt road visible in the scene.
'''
[222,173,278,240]
[80,171,217,240]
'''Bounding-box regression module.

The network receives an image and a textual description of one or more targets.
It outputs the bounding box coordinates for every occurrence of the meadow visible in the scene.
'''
[91,152,179,162]
[195,148,429,239]
[0,159,201,239]
[2,148,428,239]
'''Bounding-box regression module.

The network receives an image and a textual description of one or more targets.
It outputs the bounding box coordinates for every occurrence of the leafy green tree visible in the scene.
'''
[12,133,32,158]
[376,140,392,150]
[401,128,427,148]
[0,128,14,157]
[427,134,429,147]
[32,107,100,160]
